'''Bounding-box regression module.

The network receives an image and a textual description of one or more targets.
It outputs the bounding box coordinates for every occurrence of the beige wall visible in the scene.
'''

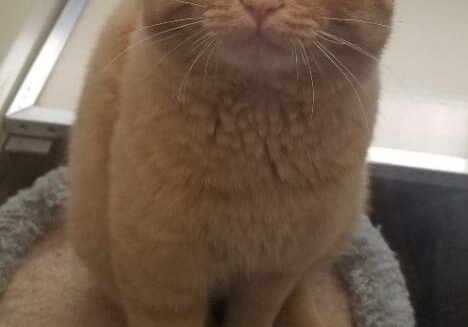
[375,0,468,158]
[0,0,64,118]
[38,0,121,111]
[0,0,37,65]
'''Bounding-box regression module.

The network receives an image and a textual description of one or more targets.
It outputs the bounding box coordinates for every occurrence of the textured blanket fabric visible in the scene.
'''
[0,168,415,326]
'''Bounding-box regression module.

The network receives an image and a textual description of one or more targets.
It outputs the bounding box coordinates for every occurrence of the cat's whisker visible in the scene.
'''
[155,29,206,68]
[222,13,249,30]
[163,0,207,8]
[314,40,369,130]
[102,20,210,72]
[177,35,214,105]
[148,30,184,47]
[289,46,294,66]
[308,47,323,74]
[191,33,212,51]
[291,46,299,85]
[321,30,401,87]
[316,41,365,91]
[204,38,218,85]
[149,19,212,41]
[183,37,214,102]
[296,39,316,115]
[318,31,379,62]
[287,44,298,85]
[316,33,343,46]
[317,16,391,28]
[102,32,161,72]
[133,17,202,35]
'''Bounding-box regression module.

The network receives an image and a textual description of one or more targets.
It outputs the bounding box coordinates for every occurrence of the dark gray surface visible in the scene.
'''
[371,176,468,327]
[0,140,64,204]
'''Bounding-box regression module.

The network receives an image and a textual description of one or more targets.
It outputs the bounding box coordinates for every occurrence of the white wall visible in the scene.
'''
[38,0,121,111]
[0,0,37,66]
[0,0,64,119]
[375,0,468,158]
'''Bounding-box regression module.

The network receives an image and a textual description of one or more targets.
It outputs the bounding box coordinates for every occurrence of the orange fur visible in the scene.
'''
[68,0,393,326]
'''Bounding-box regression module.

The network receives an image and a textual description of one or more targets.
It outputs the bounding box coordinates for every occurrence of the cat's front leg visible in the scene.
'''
[275,266,354,327]
[109,228,212,327]
[274,277,325,327]
[124,299,208,327]
[224,272,298,327]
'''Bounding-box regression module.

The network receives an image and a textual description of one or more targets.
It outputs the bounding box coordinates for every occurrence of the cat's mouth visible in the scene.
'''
[212,26,296,71]
[219,21,302,68]
[221,20,291,54]
[234,32,283,52]
[201,7,318,70]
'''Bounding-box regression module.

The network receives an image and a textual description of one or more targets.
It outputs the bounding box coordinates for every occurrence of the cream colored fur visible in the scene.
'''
[67,1,393,326]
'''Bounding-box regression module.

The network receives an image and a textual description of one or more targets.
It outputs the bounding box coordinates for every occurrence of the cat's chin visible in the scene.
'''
[218,37,291,73]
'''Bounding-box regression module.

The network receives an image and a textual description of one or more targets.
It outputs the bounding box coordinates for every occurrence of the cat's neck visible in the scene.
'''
[126,40,378,120]
[152,50,372,111]
[121,43,379,188]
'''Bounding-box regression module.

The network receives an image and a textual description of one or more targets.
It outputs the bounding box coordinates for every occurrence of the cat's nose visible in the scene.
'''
[240,0,285,24]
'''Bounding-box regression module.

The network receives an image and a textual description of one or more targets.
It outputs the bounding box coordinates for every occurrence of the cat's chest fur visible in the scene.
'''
[110,56,369,273]
[118,44,371,191]
[125,82,362,191]
[190,91,319,185]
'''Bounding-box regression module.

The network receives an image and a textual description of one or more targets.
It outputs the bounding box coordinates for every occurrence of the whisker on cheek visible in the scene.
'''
[177,35,215,104]
[308,47,322,74]
[203,13,248,34]
[316,33,344,46]
[159,0,207,8]
[118,17,202,41]
[316,16,391,28]
[294,47,300,84]
[102,32,160,72]
[149,30,185,46]
[154,29,206,67]
[317,31,379,63]
[296,38,316,115]
[192,33,212,50]
[286,39,300,85]
[102,19,211,72]
[204,38,219,83]
[133,17,202,35]
[314,40,369,130]
[148,19,213,39]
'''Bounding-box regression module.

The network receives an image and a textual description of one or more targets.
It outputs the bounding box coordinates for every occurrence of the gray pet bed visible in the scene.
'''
[0,168,415,327]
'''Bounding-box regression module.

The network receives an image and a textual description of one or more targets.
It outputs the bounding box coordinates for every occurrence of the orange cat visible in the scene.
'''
[67,0,393,326]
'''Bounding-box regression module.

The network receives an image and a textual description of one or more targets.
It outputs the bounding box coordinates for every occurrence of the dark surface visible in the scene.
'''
[0,140,65,205]
[370,176,468,327]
